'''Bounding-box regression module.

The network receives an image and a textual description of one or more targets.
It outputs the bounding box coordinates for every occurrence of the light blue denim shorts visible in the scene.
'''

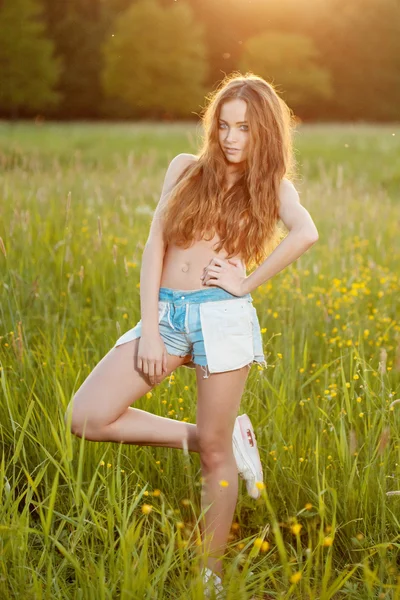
[115,286,267,378]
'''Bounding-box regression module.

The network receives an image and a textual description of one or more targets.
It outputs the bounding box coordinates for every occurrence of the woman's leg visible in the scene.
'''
[195,363,250,579]
[65,338,199,451]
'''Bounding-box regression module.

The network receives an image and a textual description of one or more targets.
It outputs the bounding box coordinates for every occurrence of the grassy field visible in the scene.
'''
[0,120,400,599]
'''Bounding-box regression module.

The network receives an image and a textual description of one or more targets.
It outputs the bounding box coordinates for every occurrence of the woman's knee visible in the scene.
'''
[197,430,233,468]
[64,397,100,439]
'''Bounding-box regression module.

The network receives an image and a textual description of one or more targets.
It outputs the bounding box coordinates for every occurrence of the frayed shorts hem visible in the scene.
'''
[114,287,267,379]
[182,355,268,379]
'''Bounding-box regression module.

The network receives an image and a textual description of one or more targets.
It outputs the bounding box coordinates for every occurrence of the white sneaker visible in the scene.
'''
[202,567,225,598]
[232,414,264,499]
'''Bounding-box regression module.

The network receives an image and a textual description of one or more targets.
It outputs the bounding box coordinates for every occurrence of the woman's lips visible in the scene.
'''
[225,148,240,154]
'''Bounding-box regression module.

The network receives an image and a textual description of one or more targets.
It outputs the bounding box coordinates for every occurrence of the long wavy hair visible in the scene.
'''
[160,72,298,271]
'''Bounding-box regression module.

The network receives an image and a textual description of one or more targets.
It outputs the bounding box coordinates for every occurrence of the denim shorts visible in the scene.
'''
[114,286,267,378]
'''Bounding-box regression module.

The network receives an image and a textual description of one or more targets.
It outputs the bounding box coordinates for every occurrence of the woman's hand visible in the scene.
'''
[137,334,168,387]
[200,257,248,296]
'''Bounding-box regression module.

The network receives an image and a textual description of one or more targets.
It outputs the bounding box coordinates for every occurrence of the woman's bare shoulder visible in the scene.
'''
[161,153,199,198]
[170,152,199,169]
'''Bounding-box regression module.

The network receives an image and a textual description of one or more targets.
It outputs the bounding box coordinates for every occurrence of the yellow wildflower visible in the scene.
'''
[261,541,270,552]
[291,523,302,535]
[290,571,302,584]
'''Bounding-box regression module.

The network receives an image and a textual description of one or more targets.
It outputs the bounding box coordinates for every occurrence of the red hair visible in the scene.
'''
[160,72,298,270]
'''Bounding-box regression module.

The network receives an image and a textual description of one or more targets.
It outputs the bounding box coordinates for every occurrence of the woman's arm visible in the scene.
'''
[242,179,319,294]
[140,153,196,335]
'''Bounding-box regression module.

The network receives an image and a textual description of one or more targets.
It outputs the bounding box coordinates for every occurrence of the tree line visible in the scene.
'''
[1,0,399,121]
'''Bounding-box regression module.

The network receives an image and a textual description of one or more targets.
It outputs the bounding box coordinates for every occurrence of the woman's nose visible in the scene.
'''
[225,130,237,143]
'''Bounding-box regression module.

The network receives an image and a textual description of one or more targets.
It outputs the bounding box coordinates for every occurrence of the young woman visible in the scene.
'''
[65,73,318,597]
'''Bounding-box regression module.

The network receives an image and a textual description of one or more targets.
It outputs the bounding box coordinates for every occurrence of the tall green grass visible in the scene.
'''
[0,121,399,599]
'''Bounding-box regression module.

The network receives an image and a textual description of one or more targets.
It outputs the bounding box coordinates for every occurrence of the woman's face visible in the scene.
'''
[218,98,249,166]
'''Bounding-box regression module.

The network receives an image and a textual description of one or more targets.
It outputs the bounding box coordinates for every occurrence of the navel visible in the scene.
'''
[181,262,190,273]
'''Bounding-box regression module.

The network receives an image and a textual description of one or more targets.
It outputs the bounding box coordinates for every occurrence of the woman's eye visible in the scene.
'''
[218,122,248,131]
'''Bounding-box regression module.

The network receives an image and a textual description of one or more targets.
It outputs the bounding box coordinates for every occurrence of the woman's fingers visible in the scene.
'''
[138,357,165,385]
[155,359,163,378]
[146,361,154,385]
[202,266,221,281]
[148,361,155,378]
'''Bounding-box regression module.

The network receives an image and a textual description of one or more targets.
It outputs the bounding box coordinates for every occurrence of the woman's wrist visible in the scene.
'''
[141,322,161,336]
[241,276,253,295]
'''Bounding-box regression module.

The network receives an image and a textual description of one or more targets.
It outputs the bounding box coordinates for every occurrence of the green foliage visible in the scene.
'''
[0,0,61,116]
[100,0,208,118]
[183,0,327,89]
[0,122,399,597]
[239,32,333,110]
[41,0,108,118]
[310,0,400,120]
[1,0,400,120]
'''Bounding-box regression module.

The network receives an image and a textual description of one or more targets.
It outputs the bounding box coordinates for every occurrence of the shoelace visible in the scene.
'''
[202,567,225,598]
[202,568,256,598]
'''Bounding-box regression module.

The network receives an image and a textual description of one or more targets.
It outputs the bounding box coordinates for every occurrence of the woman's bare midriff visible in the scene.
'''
[160,235,246,291]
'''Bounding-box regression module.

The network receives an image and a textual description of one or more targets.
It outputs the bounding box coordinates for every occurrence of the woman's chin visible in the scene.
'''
[227,155,246,167]
[225,154,242,163]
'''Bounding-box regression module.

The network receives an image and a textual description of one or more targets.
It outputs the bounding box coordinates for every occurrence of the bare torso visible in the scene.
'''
[159,156,246,291]
[160,235,246,291]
